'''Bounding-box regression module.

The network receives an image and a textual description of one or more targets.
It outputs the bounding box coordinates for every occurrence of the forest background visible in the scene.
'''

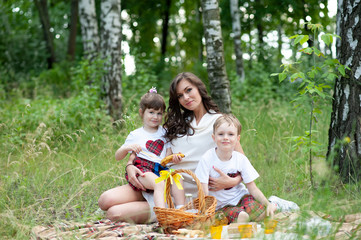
[0,0,360,239]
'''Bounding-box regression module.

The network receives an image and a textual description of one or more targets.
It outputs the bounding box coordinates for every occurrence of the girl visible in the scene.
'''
[99,88,185,221]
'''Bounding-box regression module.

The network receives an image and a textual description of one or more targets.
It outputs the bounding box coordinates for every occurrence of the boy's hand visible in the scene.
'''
[127,144,141,154]
[266,202,277,218]
[209,166,242,191]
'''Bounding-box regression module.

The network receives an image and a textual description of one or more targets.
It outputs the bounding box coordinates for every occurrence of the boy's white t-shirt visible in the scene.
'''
[195,148,259,210]
[122,126,170,163]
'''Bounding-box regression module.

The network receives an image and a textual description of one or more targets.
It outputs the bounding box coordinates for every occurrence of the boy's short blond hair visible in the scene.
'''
[213,114,242,135]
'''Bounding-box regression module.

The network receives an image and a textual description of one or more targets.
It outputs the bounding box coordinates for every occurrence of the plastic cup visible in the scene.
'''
[264,219,278,234]
[210,225,224,239]
[238,224,253,238]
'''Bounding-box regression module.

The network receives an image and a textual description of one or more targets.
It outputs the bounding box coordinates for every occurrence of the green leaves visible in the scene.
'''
[321,33,341,47]
[290,34,309,46]
[300,47,313,55]
[270,72,288,82]
[306,22,323,32]
[321,34,333,47]
[299,47,324,57]
[271,22,350,189]
[279,72,287,82]
[338,65,346,76]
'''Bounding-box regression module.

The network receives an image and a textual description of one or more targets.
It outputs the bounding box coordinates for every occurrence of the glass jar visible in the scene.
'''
[185,193,198,213]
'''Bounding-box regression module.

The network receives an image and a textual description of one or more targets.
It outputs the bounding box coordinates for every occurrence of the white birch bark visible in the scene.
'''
[327,0,361,182]
[100,0,122,120]
[201,0,231,113]
[78,0,99,61]
[230,0,245,82]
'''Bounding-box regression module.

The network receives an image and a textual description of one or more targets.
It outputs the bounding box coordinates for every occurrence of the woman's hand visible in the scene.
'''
[208,166,242,191]
[172,152,183,164]
[126,164,146,191]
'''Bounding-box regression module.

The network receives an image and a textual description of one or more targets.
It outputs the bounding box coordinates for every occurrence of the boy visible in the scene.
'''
[195,114,276,223]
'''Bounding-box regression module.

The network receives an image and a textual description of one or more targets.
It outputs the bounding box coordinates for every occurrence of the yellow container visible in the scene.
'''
[210,225,225,239]
[264,219,278,234]
[238,224,253,238]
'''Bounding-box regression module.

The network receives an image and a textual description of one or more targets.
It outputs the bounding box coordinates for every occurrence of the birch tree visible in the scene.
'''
[327,0,361,182]
[78,0,99,61]
[201,0,231,113]
[230,0,245,82]
[100,0,122,120]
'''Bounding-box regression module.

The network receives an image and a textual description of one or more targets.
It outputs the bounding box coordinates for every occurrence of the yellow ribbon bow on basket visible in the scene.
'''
[155,169,184,202]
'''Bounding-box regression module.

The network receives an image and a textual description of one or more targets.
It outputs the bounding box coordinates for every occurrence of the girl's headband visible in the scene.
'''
[149,87,157,93]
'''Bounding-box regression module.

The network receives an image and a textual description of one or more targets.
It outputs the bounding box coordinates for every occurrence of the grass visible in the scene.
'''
[1,93,360,239]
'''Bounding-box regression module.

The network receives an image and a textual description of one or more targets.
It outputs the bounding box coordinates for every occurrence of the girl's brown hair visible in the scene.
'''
[164,72,219,142]
[139,90,166,114]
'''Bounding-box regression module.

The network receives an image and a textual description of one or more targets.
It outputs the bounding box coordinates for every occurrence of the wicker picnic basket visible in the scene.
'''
[153,169,217,232]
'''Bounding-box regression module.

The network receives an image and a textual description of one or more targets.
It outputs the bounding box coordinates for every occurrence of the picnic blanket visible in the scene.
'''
[32,211,361,239]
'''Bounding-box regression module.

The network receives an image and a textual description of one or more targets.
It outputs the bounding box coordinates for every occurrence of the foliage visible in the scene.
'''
[271,22,348,188]
[0,58,111,158]
[0,0,74,83]
[230,58,297,105]
[0,0,48,90]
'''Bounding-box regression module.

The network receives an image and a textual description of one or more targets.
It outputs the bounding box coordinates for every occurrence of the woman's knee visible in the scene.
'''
[98,191,111,210]
[98,189,119,210]
[98,185,143,210]
[106,203,151,223]
[106,207,122,222]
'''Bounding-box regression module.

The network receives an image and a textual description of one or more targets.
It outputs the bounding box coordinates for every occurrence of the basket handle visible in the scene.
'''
[165,169,206,214]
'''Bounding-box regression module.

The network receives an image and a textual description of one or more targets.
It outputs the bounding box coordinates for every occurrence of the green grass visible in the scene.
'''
[1,94,360,239]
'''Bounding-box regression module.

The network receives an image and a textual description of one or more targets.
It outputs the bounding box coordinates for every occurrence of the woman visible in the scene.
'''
[98,72,244,223]
[163,72,244,195]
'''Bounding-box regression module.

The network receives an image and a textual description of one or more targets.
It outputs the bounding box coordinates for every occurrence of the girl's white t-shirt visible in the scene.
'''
[195,148,259,210]
[122,126,169,163]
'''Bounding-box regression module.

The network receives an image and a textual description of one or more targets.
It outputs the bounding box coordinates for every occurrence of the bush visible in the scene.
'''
[0,58,112,159]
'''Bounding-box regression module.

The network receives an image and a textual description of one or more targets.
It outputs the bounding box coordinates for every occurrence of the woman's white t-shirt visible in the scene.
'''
[195,148,259,210]
[169,111,222,195]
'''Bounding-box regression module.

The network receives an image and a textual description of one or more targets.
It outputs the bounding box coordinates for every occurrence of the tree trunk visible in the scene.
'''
[230,0,245,82]
[277,24,283,64]
[201,0,231,113]
[67,0,78,60]
[327,0,361,182]
[254,0,264,63]
[34,0,56,69]
[196,0,204,62]
[100,0,122,120]
[78,0,99,61]
[161,0,171,57]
